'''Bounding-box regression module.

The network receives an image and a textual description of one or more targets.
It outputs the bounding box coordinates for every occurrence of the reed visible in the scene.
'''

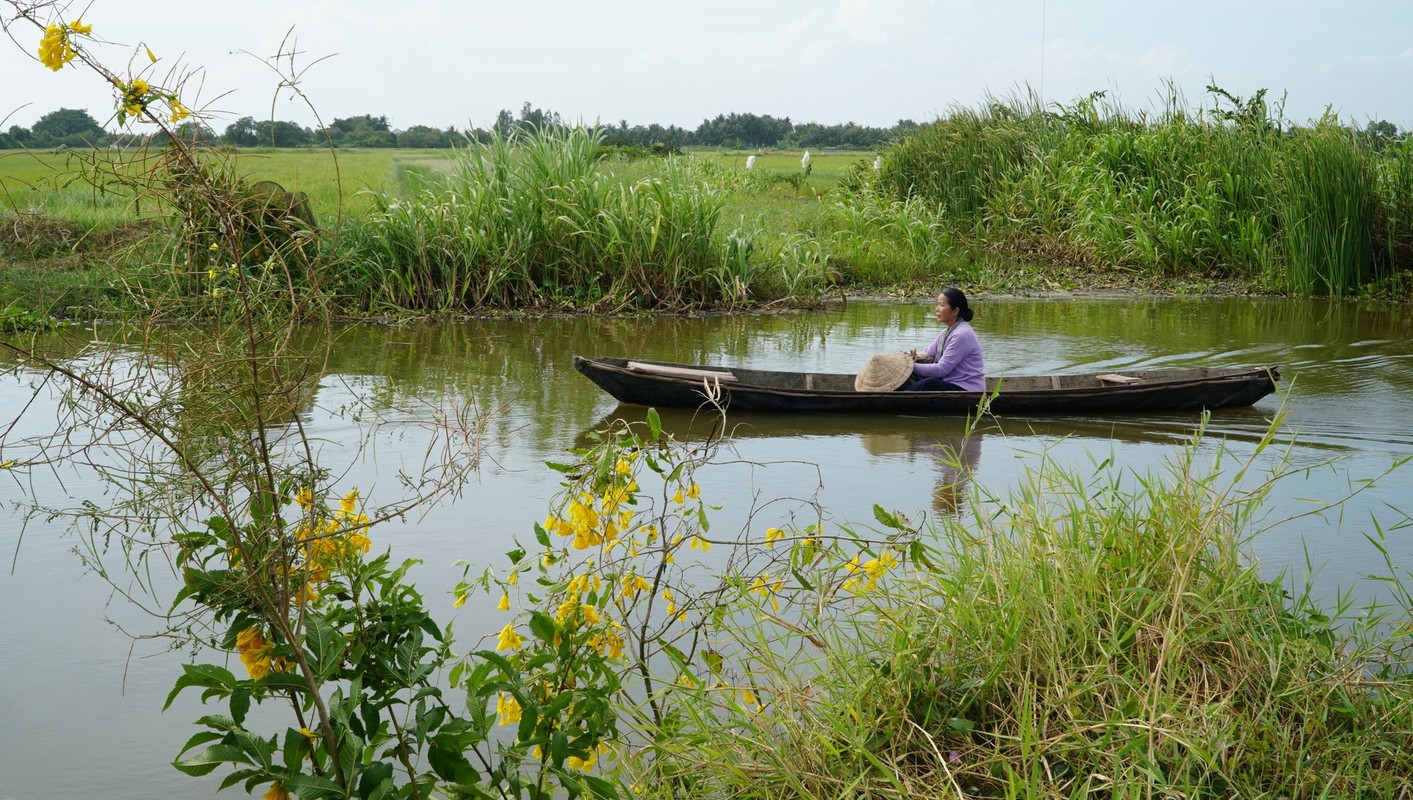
[1276,123,1380,295]
[879,90,1408,296]
[634,422,1413,798]
[335,129,831,311]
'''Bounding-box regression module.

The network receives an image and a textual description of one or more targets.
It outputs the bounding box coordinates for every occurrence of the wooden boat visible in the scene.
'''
[573,355,1281,415]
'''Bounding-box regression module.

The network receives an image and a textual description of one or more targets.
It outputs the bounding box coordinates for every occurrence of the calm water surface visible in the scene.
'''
[2,297,1411,799]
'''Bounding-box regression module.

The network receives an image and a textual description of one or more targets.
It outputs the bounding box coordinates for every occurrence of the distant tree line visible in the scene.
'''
[0,102,921,151]
[5,101,1408,153]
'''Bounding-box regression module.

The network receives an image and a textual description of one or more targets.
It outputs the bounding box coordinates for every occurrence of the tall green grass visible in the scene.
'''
[335,129,831,311]
[635,420,1413,798]
[880,91,1410,296]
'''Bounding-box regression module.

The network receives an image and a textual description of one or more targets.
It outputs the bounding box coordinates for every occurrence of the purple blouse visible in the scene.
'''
[912,320,985,391]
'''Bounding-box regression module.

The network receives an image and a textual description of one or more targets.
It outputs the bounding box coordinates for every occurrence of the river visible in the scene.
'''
[1,296,1410,799]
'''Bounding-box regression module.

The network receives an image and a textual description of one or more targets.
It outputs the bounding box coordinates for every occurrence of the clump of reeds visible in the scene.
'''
[875,89,1410,296]
[635,423,1413,798]
[335,129,827,311]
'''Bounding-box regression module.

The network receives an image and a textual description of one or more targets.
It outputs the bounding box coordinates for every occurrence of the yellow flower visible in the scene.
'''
[208,242,220,252]
[339,489,359,514]
[236,627,274,681]
[496,623,524,651]
[38,24,77,71]
[169,99,189,123]
[130,78,149,95]
[566,751,597,772]
[619,573,649,599]
[505,570,519,586]
[453,593,467,608]
[207,268,217,281]
[262,783,291,800]
[496,693,522,726]
[497,592,510,611]
[764,527,784,546]
[69,19,93,35]
[688,536,711,552]
[144,43,158,62]
[614,458,631,476]
[671,488,683,504]
[294,582,319,607]
[685,482,701,500]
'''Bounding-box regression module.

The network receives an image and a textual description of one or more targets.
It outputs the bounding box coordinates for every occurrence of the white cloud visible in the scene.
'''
[1138,45,1187,76]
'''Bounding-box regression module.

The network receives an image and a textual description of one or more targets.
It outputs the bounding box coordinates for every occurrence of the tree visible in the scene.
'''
[255,120,312,147]
[223,116,260,146]
[397,125,452,148]
[1365,119,1403,152]
[29,107,105,147]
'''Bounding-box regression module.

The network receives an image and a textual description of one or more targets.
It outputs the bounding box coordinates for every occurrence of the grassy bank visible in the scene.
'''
[6,93,1413,325]
[621,420,1413,798]
[881,92,1413,297]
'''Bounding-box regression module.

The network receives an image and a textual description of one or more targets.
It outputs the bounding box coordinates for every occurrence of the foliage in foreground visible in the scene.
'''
[618,418,1413,799]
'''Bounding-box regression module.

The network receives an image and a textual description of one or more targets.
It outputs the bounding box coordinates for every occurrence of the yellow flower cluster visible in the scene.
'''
[843,550,899,593]
[749,573,784,611]
[118,77,150,118]
[38,20,90,71]
[292,489,372,605]
[543,479,637,552]
[496,692,522,726]
[236,627,275,680]
[566,742,611,772]
[496,622,525,651]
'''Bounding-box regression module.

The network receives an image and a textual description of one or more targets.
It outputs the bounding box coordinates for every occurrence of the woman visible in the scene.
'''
[902,287,985,392]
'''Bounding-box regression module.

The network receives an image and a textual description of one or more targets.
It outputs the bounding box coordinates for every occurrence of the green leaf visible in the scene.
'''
[282,727,312,771]
[428,741,478,783]
[527,611,557,644]
[304,615,346,679]
[357,762,395,800]
[217,768,260,792]
[229,688,250,725]
[647,407,662,440]
[281,773,345,799]
[165,664,237,710]
[945,717,976,733]
[544,461,576,474]
[176,730,225,757]
[257,672,309,694]
[872,504,907,531]
[172,744,250,776]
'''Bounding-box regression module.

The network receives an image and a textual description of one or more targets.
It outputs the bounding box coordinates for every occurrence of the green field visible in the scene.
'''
[0,146,869,228]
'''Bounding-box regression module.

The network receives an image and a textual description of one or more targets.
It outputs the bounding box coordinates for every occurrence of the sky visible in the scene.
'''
[2,0,1411,135]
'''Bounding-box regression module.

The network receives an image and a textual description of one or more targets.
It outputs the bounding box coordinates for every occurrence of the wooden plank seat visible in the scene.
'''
[1096,373,1142,385]
[627,361,737,382]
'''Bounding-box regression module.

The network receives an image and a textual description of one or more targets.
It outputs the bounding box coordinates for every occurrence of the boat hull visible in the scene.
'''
[573,356,1280,415]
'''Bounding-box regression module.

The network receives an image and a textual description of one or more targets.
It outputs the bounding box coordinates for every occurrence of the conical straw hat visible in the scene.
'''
[854,351,913,392]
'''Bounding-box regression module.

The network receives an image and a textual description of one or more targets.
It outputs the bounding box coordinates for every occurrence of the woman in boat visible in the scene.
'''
[901,287,986,392]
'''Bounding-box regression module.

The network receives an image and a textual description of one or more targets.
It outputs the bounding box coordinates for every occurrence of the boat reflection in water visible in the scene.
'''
[579,404,986,517]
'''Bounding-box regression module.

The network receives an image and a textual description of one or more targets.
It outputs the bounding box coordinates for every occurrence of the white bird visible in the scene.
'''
[801,150,811,170]
[746,155,756,170]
